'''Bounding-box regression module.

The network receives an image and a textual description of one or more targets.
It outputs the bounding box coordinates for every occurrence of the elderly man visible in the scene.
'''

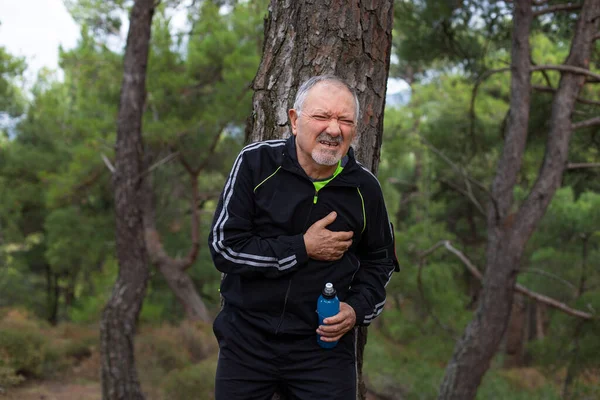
[209,75,399,400]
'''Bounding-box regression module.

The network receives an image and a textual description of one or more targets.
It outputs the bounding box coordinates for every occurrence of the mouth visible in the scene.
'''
[319,140,340,148]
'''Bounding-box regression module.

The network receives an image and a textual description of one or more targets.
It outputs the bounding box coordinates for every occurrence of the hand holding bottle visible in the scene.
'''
[317,301,356,344]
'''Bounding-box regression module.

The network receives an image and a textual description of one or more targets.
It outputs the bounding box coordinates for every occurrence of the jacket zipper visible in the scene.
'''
[275,181,317,334]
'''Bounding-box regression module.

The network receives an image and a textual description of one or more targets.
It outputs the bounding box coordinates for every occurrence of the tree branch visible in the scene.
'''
[440,179,486,217]
[417,245,460,338]
[533,3,582,17]
[567,162,600,169]
[520,268,578,292]
[101,153,115,173]
[515,0,600,237]
[573,117,600,130]
[418,134,496,215]
[196,122,230,173]
[533,85,600,106]
[469,67,511,151]
[181,172,200,270]
[137,151,179,179]
[532,65,600,81]
[419,240,595,320]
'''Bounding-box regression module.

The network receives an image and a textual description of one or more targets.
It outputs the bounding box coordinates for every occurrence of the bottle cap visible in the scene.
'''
[322,282,336,298]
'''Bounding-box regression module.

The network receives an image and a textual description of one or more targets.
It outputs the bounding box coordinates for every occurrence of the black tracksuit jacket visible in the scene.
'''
[208,136,399,336]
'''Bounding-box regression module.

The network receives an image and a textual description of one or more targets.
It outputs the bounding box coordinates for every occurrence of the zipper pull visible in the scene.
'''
[313,194,318,204]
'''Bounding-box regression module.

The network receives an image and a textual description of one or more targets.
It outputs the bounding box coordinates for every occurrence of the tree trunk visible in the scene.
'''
[47,266,59,326]
[438,1,600,399]
[247,1,394,399]
[503,294,527,368]
[247,0,393,174]
[100,1,155,399]
[144,225,211,322]
[142,163,210,323]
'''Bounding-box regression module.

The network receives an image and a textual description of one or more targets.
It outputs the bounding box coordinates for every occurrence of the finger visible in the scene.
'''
[317,324,344,336]
[335,239,352,250]
[333,230,354,240]
[323,310,350,325]
[317,211,337,227]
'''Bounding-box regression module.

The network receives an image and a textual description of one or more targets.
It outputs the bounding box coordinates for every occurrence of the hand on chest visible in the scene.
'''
[253,175,365,240]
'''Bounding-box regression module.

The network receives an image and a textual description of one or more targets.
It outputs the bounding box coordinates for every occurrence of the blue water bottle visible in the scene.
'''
[317,282,340,349]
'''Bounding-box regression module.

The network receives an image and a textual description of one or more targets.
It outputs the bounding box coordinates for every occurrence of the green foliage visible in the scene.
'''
[68,258,118,323]
[161,355,217,400]
[0,46,27,118]
[0,311,53,385]
[1,0,599,397]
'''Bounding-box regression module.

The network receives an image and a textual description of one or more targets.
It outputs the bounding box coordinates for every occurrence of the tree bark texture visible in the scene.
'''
[439,1,600,399]
[247,1,394,399]
[100,1,155,399]
[247,0,393,175]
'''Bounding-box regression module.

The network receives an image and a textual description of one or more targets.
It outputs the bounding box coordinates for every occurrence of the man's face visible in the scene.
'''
[289,82,357,168]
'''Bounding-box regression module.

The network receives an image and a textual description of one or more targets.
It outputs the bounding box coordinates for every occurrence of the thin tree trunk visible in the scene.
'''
[439,1,600,398]
[247,1,393,399]
[100,1,155,399]
[142,162,210,323]
[47,267,59,326]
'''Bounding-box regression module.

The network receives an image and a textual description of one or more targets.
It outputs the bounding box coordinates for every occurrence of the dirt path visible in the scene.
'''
[2,381,101,400]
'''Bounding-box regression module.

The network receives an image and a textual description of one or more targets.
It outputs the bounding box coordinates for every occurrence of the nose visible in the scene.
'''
[325,118,341,136]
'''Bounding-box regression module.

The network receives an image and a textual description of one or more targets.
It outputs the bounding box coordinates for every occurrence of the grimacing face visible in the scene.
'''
[289,82,357,174]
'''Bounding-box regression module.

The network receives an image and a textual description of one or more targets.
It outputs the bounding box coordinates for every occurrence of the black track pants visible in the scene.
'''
[213,307,357,400]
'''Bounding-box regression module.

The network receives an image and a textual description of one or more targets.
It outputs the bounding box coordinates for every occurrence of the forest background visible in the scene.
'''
[1,0,599,399]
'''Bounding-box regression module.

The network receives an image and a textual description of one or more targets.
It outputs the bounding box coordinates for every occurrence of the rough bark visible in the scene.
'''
[503,294,527,368]
[100,1,155,399]
[247,0,393,175]
[438,1,600,399]
[247,1,394,399]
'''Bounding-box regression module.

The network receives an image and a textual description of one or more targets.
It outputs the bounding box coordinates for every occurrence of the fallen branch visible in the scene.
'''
[419,240,595,320]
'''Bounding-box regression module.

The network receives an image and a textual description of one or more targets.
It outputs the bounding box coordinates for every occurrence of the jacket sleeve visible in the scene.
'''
[208,150,309,278]
[345,185,399,326]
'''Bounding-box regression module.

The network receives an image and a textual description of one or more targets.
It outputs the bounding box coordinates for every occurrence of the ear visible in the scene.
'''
[351,129,359,146]
[289,109,299,136]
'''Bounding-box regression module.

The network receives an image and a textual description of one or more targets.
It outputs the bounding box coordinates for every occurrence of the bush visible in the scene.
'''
[0,309,77,386]
[136,325,193,378]
[0,327,46,385]
[161,356,217,400]
[0,365,24,389]
[177,321,218,362]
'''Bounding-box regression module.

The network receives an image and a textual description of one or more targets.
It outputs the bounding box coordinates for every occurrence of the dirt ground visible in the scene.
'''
[2,381,101,400]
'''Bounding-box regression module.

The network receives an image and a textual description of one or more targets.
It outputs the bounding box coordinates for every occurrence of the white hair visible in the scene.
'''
[293,75,360,123]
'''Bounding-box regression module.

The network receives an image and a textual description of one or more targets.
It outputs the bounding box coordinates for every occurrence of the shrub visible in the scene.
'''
[177,321,218,362]
[0,365,24,389]
[0,327,46,378]
[136,325,192,377]
[161,356,217,400]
